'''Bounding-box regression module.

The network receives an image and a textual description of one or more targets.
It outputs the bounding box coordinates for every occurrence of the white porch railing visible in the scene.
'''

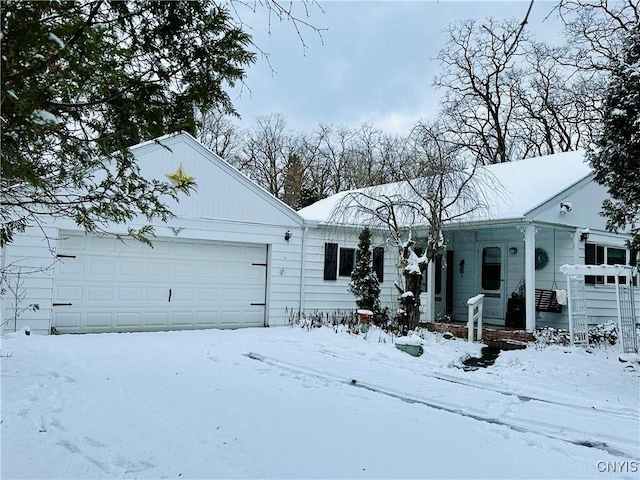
[466,294,485,342]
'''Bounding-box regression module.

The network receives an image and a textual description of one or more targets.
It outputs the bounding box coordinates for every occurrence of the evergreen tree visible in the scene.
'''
[588,24,640,259]
[348,227,381,314]
[1,1,255,245]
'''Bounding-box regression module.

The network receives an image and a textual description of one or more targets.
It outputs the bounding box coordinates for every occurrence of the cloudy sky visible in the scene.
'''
[230,1,564,135]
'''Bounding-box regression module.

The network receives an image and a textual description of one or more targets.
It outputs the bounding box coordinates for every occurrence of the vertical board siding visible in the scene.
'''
[1,226,58,335]
[133,135,301,229]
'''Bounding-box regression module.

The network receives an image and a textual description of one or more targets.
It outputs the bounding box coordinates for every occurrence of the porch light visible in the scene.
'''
[580,228,590,242]
[284,230,292,242]
[509,247,518,255]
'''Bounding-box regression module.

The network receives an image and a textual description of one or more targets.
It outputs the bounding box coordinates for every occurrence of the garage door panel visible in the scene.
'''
[57,258,82,275]
[56,287,82,302]
[87,287,114,302]
[86,312,111,329]
[147,263,172,277]
[115,312,140,328]
[117,287,141,302]
[195,312,216,327]
[170,311,194,327]
[146,287,170,302]
[171,264,195,278]
[118,262,144,276]
[170,287,196,302]
[53,233,267,333]
[87,260,115,276]
[54,312,81,329]
[145,312,168,327]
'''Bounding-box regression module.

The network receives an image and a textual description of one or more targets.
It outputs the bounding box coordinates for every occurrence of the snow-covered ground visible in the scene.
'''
[1,325,639,479]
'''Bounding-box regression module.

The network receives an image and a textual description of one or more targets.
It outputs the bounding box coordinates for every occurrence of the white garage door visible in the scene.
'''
[52,232,267,333]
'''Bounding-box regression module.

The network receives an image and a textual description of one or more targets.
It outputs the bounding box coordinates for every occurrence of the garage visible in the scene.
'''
[52,231,268,333]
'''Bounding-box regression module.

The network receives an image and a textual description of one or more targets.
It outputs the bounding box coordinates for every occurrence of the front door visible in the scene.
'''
[434,251,454,319]
[477,243,506,322]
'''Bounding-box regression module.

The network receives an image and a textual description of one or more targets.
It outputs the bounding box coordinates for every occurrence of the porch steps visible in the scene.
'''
[425,322,534,350]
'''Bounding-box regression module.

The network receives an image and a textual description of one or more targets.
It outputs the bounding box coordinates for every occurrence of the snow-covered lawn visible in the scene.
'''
[1,326,638,479]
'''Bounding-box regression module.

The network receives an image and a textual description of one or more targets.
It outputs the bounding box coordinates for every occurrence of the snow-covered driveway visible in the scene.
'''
[1,326,638,479]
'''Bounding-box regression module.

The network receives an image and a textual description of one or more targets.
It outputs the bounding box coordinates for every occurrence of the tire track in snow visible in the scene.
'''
[318,349,638,420]
[245,352,637,459]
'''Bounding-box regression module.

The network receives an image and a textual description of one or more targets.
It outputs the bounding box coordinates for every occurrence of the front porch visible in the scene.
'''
[422,224,575,334]
[424,320,535,350]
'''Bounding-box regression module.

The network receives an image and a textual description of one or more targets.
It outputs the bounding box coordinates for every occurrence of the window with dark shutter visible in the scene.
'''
[324,243,338,280]
[585,243,605,285]
[585,242,631,285]
[339,248,355,277]
[373,246,384,283]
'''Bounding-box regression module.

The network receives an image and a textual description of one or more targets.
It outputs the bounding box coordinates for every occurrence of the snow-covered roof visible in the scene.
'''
[298,150,592,226]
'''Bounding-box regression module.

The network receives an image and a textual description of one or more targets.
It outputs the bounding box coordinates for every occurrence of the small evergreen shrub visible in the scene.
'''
[348,227,382,318]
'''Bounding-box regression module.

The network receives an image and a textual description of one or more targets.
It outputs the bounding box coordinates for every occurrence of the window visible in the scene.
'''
[339,248,355,277]
[373,246,384,283]
[324,243,338,280]
[585,242,631,285]
[481,246,502,291]
[325,244,380,281]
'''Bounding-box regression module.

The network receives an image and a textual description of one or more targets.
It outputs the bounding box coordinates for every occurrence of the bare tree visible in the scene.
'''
[311,124,358,194]
[196,108,243,160]
[555,0,639,72]
[434,17,530,164]
[237,113,294,197]
[331,122,485,329]
[511,41,601,156]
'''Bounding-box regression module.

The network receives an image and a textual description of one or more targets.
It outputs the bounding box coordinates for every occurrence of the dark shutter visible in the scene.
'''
[373,246,384,283]
[585,243,604,284]
[324,243,338,280]
[434,254,442,295]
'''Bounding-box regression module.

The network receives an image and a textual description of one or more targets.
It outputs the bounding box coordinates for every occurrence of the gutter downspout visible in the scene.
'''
[298,224,309,313]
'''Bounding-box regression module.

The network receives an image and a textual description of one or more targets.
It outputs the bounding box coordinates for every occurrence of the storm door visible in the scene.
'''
[477,243,506,321]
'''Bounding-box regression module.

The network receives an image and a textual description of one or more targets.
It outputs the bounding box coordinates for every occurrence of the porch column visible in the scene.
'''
[423,260,435,322]
[523,224,537,332]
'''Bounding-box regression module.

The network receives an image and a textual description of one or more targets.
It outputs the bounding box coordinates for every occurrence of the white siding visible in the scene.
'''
[1,226,58,335]
[574,232,640,328]
[131,133,301,228]
[2,134,304,334]
[300,226,399,315]
[532,178,611,232]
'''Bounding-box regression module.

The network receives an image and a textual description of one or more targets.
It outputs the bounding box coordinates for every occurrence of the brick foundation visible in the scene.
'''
[425,322,535,350]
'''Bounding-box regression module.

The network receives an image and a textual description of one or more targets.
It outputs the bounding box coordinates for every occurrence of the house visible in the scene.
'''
[297,150,639,332]
[3,136,637,336]
[1,132,305,335]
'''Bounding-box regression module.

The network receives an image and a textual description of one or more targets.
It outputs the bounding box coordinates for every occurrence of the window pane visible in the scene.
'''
[373,247,384,283]
[482,247,501,291]
[607,248,627,265]
[339,248,355,277]
[606,248,628,284]
[324,243,338,281]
